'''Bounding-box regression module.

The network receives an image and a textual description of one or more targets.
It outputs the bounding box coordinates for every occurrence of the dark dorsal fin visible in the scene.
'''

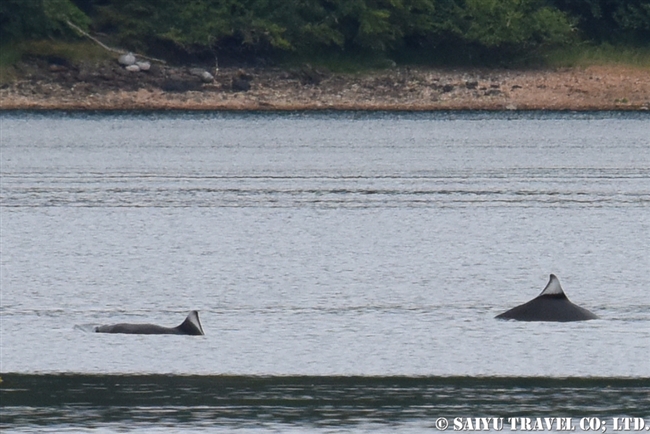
[538,274,568,299]
[496,274,598,321]
[176,310,205,335]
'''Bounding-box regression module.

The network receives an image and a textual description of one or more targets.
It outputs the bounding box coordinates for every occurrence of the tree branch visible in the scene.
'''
[65,20,166,64]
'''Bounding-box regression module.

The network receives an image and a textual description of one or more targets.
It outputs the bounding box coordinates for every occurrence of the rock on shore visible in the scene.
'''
[1,58,649,111]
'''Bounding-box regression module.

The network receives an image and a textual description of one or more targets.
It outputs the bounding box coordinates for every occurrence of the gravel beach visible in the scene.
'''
[1,59,649,111]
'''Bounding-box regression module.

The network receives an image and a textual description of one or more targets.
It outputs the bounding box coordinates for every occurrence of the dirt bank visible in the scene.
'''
[1,58,649,111]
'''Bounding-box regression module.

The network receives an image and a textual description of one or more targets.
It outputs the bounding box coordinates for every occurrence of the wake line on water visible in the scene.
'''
[2,374,648,404]
[2,374,649,429]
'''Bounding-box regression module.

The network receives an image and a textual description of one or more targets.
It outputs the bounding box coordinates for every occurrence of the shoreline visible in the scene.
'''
[3,106,648,112]
[1,63,649,112]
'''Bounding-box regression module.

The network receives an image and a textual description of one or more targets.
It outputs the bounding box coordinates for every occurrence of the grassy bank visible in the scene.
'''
[0,40,111,83]
[1,39,649,89]
[543,44,650,69]
[3,39,650,79]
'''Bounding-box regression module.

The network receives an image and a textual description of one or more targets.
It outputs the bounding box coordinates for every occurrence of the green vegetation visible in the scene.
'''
[550,0,650,44]
[0,0,90,42]
[543,43,650,68]
[0,46,20,83]
[7,40,111,62]
[0,39,111,84]
[78,0,576,59]
[1,0,649,69]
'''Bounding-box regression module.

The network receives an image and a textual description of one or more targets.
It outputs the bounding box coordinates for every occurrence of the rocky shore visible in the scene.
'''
[1,57,649,111]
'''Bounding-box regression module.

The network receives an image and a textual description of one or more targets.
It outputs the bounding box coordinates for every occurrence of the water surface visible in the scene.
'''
[1,111,649,432]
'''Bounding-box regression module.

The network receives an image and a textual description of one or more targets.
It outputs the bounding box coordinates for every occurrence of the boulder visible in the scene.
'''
[136,61,151,71]
[189,68,214,83]
[484,89,502,96]
[199,71,214,83]
[118,52,136,66]
[232,70,252,91]
[232,77,251,92]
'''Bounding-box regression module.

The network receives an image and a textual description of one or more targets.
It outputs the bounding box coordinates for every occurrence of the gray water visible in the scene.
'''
[1,111,649,432]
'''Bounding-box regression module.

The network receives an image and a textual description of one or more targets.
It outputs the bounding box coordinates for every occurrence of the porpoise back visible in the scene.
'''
[496,274,598,322]
[95,310,205,335]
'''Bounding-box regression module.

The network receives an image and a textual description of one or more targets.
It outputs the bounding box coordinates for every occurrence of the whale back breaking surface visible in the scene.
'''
[496,274,598,322]
[95,311,205,335]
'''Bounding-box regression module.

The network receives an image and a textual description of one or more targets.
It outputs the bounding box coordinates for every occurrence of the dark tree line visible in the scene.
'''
[2,0,648,63]
[552,0,650,43]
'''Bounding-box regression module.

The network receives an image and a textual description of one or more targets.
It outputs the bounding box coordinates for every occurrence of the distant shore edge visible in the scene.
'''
[2,64,649,112]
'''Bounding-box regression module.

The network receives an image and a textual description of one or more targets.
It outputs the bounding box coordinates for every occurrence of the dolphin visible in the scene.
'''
[496,274,598,322]
[95,310,205,335]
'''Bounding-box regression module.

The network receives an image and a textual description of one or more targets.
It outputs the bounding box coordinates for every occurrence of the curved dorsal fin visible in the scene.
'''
[176,310,205,335]
[539,274,566,296]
